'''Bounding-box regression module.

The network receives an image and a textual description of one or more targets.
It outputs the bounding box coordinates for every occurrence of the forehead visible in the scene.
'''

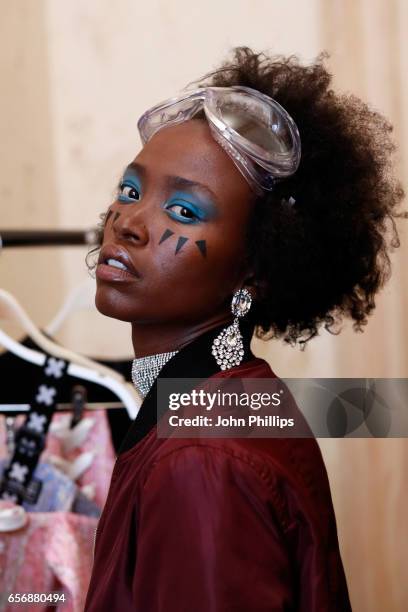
[133,119,254,204]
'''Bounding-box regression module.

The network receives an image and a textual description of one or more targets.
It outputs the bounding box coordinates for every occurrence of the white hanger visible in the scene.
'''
[0,289,141,418]
[0,288,108,371]
[45,278,95,337]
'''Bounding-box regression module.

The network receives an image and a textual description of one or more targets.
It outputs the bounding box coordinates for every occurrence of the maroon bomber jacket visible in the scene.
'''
[85,322,352,611]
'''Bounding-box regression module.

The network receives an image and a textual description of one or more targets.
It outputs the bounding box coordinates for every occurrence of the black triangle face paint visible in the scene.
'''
[175,236,188,254]
[195,240,207,258]
[113,212,121,222]
[159,229,174,244]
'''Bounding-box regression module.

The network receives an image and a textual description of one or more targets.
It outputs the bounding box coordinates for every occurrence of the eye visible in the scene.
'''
[118,183,141,203]
[165,200,204,225]
[167,204,197,220]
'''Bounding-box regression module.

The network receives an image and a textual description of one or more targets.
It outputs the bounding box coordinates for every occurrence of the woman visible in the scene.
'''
[84,48,405,611]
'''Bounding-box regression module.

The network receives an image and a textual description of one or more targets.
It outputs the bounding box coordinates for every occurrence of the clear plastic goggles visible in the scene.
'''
[137,85,301,194]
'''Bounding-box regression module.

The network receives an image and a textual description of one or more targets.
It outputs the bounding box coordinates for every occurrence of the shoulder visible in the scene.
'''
[141,440,291,534]
[144,433,333,534]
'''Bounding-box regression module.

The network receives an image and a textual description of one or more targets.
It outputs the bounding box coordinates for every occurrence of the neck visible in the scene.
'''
[131,313,234,358]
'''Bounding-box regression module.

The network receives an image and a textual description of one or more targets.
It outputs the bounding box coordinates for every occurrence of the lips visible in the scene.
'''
[97,244,141,278]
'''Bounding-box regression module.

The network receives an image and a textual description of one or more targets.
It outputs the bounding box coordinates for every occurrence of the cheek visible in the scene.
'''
[151,224,245,298]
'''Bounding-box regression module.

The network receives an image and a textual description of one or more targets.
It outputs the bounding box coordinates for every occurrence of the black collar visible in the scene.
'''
[118,319,255,454]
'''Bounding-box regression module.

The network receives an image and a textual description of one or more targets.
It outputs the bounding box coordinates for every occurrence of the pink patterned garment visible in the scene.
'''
[0,511,97,611]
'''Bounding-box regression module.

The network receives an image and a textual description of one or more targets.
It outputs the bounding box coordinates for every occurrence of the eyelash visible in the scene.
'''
[117,182,201,224]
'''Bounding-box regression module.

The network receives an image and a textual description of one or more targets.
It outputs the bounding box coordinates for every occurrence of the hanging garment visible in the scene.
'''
[0,509,97,612]
[0,355,70,505]
[0,339,134,411]
[0,405,116,512]
[43,411,116,509]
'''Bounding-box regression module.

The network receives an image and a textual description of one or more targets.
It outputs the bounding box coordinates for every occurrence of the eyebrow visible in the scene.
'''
[125,161,219,204]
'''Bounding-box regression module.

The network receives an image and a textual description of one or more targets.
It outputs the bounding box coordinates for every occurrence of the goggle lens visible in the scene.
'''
[218,105,292,153]
[213,89,295,156]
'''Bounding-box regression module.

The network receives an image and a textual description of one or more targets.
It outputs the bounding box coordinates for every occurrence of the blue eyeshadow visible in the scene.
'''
[165,190,217,222]
[117,169,142,203]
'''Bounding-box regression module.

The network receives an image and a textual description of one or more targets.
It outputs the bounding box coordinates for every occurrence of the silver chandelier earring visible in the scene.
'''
[211,288,253,370]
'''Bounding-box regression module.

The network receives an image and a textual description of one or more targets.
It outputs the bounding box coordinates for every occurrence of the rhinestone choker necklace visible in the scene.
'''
[131,349,179,398]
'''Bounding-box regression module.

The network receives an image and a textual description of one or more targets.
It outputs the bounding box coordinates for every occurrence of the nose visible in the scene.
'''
[112,206,149,246]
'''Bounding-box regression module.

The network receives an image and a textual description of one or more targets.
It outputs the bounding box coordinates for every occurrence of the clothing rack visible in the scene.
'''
[0,403,125,414]
[0,229,100,249]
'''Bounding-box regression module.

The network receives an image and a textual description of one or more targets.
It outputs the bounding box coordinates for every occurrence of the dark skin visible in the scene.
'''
[95,119,256,358]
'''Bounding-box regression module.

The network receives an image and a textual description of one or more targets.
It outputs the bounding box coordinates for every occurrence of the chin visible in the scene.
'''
[95,285,136,322]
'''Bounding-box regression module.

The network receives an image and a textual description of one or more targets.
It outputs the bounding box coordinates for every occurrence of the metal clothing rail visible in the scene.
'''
[0,402,125,414]
[0,228,100,248]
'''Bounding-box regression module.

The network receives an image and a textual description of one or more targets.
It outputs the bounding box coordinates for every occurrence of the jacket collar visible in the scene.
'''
[118,319,257,454]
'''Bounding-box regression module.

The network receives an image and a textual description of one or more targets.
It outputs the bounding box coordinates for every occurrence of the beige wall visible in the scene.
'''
[1,1,407,610]
[316,3,408,611]
[0,1,65,340]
